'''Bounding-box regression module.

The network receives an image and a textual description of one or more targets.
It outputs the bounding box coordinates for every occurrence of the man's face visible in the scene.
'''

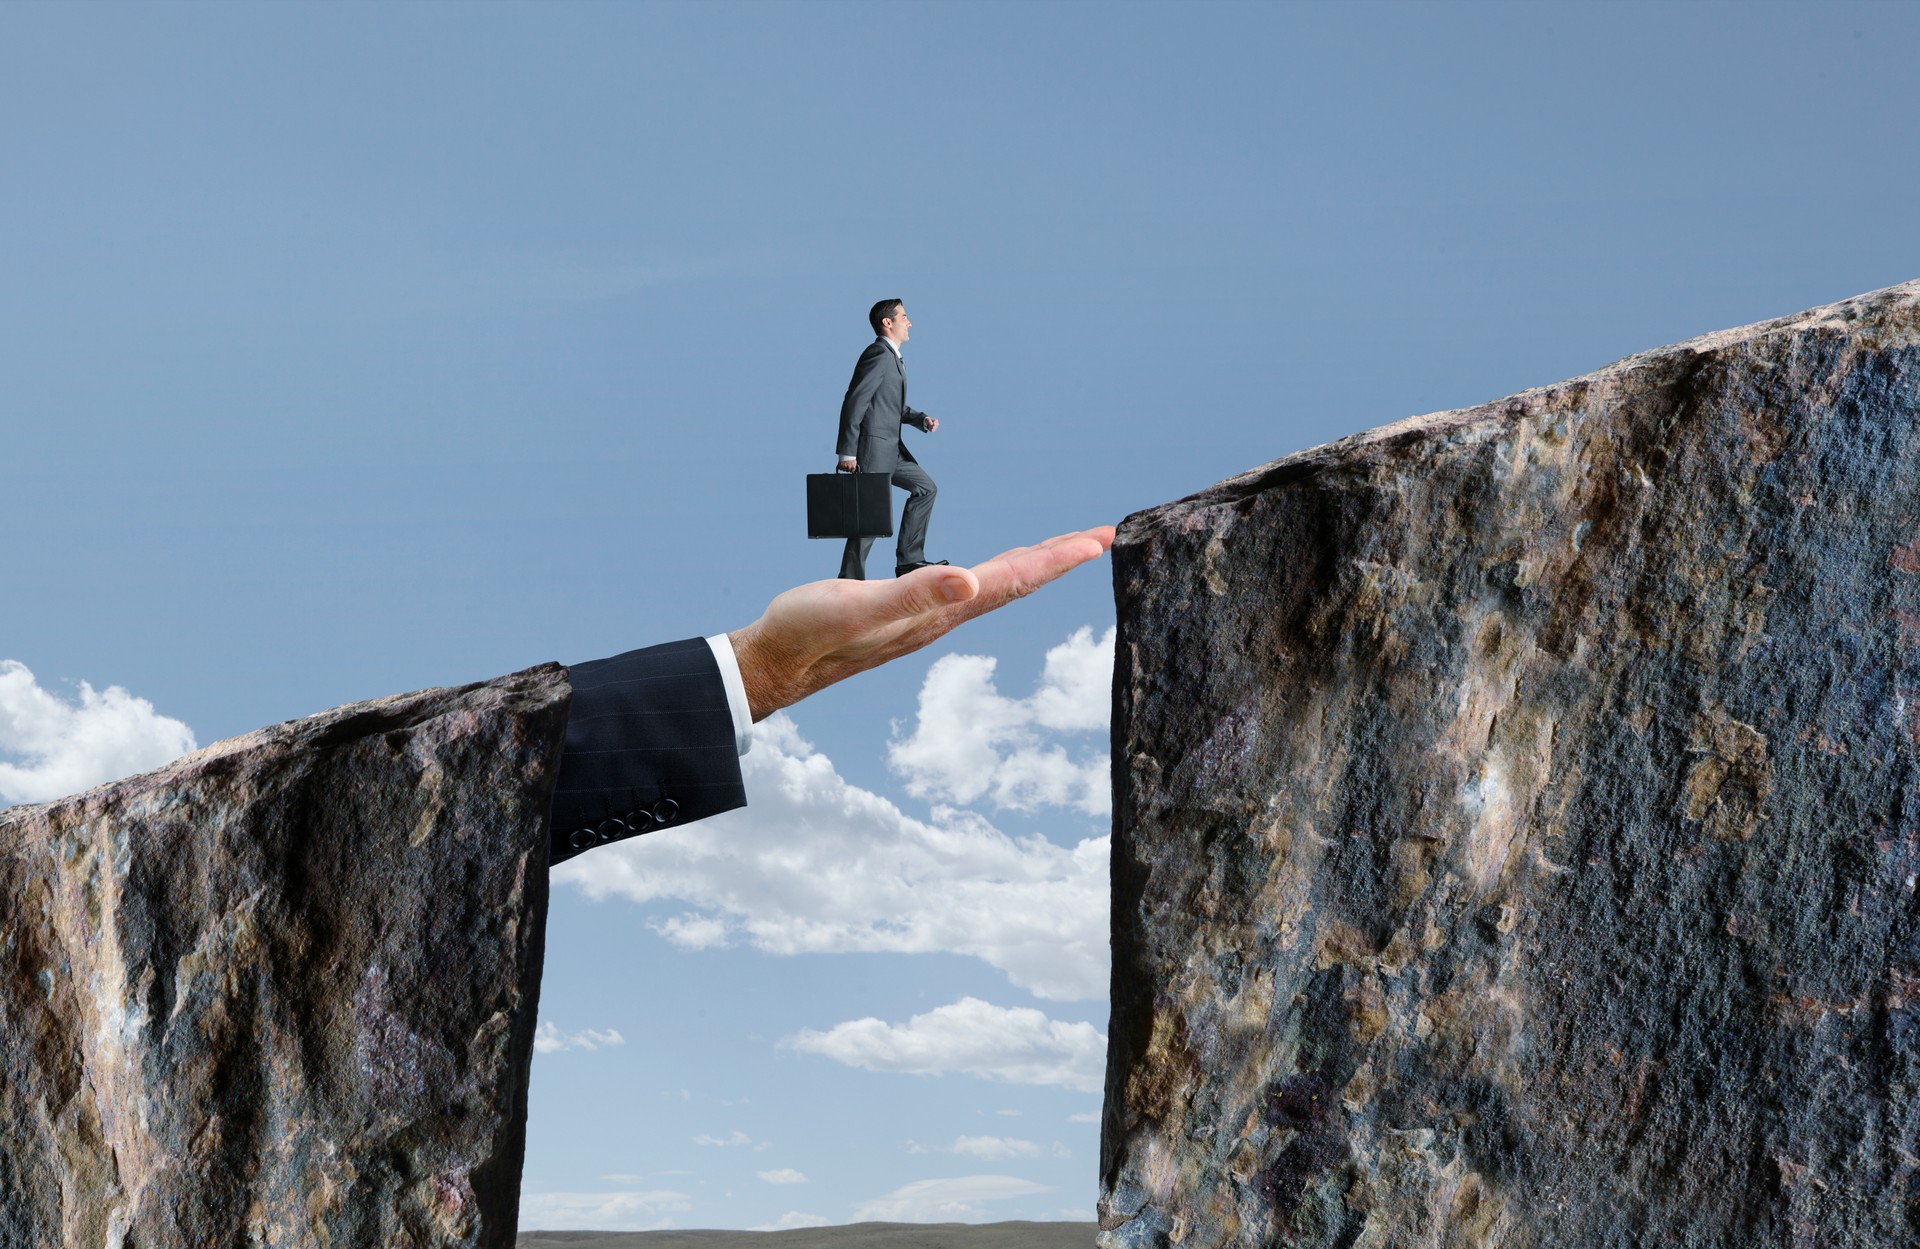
[882,305,911,344]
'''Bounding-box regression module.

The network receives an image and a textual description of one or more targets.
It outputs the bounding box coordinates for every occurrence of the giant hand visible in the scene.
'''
[728,526,1116,721]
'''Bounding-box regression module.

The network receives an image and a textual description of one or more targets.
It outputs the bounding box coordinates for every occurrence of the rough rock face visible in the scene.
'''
[0,666,568,1248]
[1101,282,1920,1248]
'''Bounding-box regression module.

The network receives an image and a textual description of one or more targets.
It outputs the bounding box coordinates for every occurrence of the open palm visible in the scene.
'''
[728,527,1116,720]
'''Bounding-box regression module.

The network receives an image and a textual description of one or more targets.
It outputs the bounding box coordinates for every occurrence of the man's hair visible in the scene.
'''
[869,299,904,336]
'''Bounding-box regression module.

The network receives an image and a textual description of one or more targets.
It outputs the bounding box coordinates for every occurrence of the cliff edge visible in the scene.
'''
[0,666,568,1247]
[1102,281,1920,1247]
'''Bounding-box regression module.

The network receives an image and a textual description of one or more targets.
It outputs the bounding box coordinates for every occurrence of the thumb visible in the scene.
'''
[875,567,979,623]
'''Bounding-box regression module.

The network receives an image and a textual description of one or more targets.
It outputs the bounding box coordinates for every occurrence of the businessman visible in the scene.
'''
[548,526,1114,863]
[835,299,943,580]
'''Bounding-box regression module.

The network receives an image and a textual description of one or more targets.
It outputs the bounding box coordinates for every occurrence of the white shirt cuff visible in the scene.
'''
[704,633,753,756]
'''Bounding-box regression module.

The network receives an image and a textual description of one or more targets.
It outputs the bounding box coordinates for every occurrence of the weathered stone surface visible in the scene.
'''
[0,666,567,1247]
[1101,283,1920,1247]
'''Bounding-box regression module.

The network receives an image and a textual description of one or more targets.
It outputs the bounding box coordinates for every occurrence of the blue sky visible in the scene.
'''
[3,0,1917,1231]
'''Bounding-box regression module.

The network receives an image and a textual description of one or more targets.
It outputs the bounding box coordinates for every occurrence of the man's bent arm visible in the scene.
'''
[836,344,887,460]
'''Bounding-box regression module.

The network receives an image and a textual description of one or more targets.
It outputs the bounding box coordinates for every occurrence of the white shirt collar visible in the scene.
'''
[880,336,903,358]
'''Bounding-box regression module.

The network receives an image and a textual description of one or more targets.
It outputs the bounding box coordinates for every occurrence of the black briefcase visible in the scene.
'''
[806,471,894,539]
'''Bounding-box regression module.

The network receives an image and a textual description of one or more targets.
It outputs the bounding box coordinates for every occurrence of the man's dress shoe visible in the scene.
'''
[895,560,950,575]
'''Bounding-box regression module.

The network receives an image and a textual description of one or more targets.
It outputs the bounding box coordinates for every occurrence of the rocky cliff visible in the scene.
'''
[0,666,568,1248]
[1101,282,1920,1247]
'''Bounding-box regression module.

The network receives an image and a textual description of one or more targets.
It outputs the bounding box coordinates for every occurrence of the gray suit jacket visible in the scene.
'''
[836,338,931,476]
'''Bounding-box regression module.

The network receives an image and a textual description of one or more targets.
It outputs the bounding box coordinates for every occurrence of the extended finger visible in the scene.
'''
[974,527,1114,586]
[974,526,1115,569]
[934,530,1109,622]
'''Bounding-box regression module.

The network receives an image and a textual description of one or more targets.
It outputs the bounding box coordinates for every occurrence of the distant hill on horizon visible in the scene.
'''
[518,1221,1099,1249]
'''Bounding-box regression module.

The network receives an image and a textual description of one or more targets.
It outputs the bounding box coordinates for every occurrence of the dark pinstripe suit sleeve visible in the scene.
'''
[549,637,747,865]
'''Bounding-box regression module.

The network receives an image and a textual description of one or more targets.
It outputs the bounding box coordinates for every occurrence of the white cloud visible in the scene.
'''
[515,1189,687,1232]
[0,660,197,805]
[754,1211,830,1231]
[693,1130,763,1148]
[533,1022,625,1054]
[1066,1112,1101,1125]
[757,1168,808,1184]
[650,912,732,949]
[887,626,1114,815]
[785,997,1105,1093]
[553,714,1108,1001]
[852,1175,1053,1222]
[952,1135,1040,1160]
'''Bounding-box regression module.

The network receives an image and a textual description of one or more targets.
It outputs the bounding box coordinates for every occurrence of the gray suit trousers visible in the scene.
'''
[838,459,937,579]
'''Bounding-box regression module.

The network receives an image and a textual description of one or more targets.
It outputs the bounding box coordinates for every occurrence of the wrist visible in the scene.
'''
[727,623,806,722]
